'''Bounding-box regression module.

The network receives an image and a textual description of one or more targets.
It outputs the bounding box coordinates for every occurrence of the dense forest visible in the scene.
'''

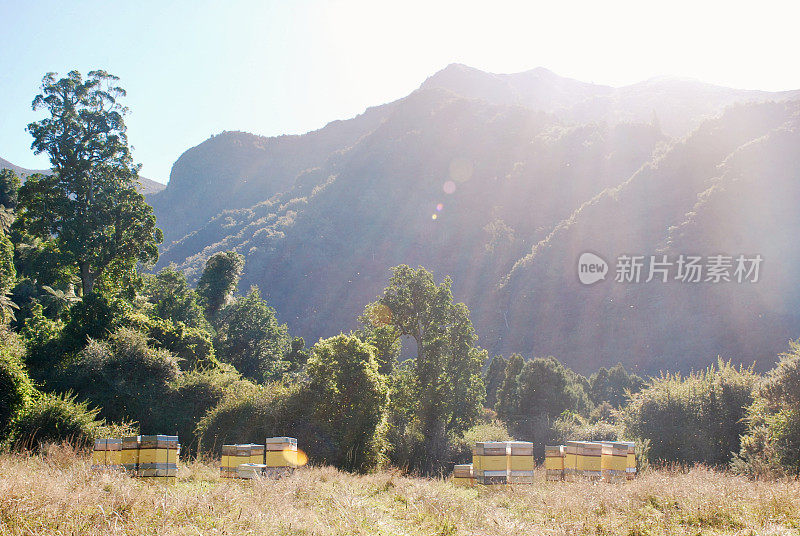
[2,70,800,478]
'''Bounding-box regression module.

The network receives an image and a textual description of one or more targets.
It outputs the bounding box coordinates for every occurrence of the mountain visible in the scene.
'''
[0,156,166,195]
[150,66,800,374]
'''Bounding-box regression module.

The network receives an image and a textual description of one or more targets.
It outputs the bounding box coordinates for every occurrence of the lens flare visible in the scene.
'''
[449,157,473,183]
[292,448,309,467]
[443,181,456,194]
[431,214,438,220]
[436,203,444,211]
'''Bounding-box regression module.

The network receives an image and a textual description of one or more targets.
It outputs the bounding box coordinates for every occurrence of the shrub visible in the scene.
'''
[449,418,513,466]
[147,317,218,370]
[0,329,34,437]
[736,341,800,477]
[621,359,756,466]
[10,391,134,451]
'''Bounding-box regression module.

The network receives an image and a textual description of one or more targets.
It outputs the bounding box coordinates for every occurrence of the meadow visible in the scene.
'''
[1,446,799,536]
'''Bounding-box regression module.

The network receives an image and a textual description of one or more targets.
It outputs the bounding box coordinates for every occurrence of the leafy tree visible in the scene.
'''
[142,265,207,328]
[484,355,508,409]
[197,251,244,317]
[147,317,218,370]
[307,334,388,472]
[495,353,524,420]
[589,363,644,408]
[18,70,161,296]
[285,336,310,372]
[372,265,485,473]
[214,286,290,383]
[0,168,21,210]
[0,231,17,324]
[737,341,800,476]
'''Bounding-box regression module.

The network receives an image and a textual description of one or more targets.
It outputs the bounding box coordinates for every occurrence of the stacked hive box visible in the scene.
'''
[265,437,299,477]
[601,442,628,482]
[471,445,481,479]
[580,442,603,480]
[474,441,509,485]
[220,444,255,478]
[544,445,565,481]
[624,441,636,479]
[122,436,141,474]
[452,464,474,486]
[91,438,122,471]
[508,441,534,484]
[564,441,580,481]
[138,435,179,482]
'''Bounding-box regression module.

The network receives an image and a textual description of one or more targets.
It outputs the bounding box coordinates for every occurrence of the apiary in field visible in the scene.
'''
[474,441,509,485]
[508,441,534,484]
[137,435,179,481]
[601,442,628,481]
[91,438,122,470]
[452,463,474,486]
[544,445,565,481]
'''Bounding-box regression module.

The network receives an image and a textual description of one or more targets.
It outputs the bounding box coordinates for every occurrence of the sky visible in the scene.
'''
[1,0,797,183]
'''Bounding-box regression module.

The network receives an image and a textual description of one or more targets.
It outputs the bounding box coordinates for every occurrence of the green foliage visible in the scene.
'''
[214,286,290,383]
[0,232,17,323]
[197,251,244,317]
[622,359,757,466]
[372,265,486,474]
[62,292,128,348]
[495,353,524,420]
[141,265,207,328]
[307,334,388,472]
[0,168,21,210]
[736,341,800,476]
[552,412,621,444]
[147,317,218,370]
[285,336,309,373]
[449,418,513,465]
[20,70,162,296]
[53,327,179,429]
[10,391,131,451]
[589,363,644,408]
[484,355,507,409]
[0,329,34,438]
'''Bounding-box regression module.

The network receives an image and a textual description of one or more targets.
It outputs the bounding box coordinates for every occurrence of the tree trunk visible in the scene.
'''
[79,261,96,295]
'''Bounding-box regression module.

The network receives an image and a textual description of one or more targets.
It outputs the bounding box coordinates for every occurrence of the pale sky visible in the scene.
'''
[1,0,797,183]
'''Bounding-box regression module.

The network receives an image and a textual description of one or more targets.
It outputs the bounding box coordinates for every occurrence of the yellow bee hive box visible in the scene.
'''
[545,445,565,481]
[580,442,603,480]
[471,445,482,475]
[452,464,474,486]
[138,435,179,481]
[265,437,299,469]
[564,441,580,480]
[474,442,509,485]
[121,436,140,474]
[220,444,238,478]
[248,444,265,465]
[601,442,628,481]
[623,441,636,479]
[508,441,534,484]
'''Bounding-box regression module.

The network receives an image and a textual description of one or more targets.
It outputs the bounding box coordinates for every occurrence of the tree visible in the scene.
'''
[589,363,644,408]
[197,251,244,317]
[495,353,524,420]
[307,334,388,472]
[484,355,508,409]
[0,168,21,210]
[19,70,161,296]
[372,265,485,473]
[214,286,290,383]
[142,265,206,328]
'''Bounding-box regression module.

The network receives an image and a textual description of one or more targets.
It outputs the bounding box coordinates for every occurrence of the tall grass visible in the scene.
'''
[1,446,799,535]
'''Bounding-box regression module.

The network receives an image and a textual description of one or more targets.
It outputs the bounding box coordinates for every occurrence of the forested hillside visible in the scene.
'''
[150,66,800,374]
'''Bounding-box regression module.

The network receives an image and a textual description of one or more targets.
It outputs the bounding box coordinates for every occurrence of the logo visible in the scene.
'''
[578,252,609,285]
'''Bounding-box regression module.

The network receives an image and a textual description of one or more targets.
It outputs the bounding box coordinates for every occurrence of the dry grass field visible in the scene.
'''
[1,446,799,536]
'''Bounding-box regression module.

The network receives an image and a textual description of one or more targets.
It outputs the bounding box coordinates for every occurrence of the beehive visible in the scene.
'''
[564,441,580,480]
[92,438,122,470]
[471,445,482,475]
[452,463,474,486]
[580,442,603,479]
[248,443,265,465]
[623,441,636,479]
[237,463,266,479]
[474,441,509,485]
[265,437,299,469]
[601,442,628,481]
[137,435,178,481]
[545,445,565,481]
[220,444,253,478]
[121,436,141,474]
[508,441,534,484]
